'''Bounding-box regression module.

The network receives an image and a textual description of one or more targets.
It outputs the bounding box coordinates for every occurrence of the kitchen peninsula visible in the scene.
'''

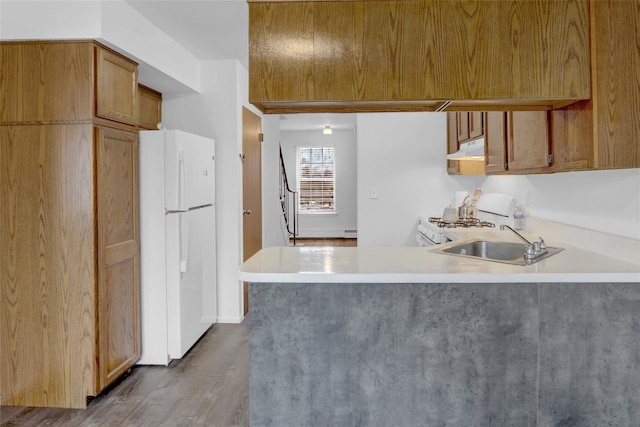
[240,233,640,426]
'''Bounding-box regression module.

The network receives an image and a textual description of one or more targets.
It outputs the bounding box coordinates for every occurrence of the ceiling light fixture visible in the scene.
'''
[323,125,333,135]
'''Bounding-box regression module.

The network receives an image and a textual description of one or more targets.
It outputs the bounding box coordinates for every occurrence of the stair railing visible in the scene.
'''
[279,145,298,245]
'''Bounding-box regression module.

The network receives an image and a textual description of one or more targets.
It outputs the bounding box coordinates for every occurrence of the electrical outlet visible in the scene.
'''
[370,187,378,199]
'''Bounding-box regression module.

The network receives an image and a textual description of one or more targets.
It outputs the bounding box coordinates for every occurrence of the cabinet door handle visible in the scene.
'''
[243,209,252,215]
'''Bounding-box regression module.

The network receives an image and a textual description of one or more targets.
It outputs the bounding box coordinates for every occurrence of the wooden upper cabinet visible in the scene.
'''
[0,41,138,128]
[96,47,138,126]
[249,1,315,108]
[249,0,591,113]
[456,112,470,143]
[506,111,550,173]
[447,112,486,175]
[138,84,162,130]
[485,111,550,175]
[485,112,508,174]
[0,42,94,123]
[469,112,484,139]
[454,111,484,144]
[447,112,461,174]
[550,0,640,171]
[590,0,640,169]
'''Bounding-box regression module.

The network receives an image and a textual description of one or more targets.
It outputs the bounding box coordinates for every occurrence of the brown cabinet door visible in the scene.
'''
[95,47,138,126]
[549,100,592,172]
[507,111,550,173]
[456,112,470,142]
[249,2,314,106]
[447,112,460,174]
[138,84,162,130]
[469,112,484,139]
[96,127,140,391]
[485,112,508,174]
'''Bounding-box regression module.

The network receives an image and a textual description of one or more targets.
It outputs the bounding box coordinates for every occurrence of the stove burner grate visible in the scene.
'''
[428,217,496,229]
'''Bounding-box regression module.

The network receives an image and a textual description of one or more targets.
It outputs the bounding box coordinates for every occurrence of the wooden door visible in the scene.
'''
[485,112,508,174]
[242,108,262,315]
[96,126,140,391]
[456,112,470,142]
[469,112,484,139]
[95,47,138,126]
[507,111,550,173]
[446,112,460,174]
[138,84,162,130]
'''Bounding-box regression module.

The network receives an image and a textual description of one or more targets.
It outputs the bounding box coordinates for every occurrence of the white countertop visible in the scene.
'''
[239,243,640,284]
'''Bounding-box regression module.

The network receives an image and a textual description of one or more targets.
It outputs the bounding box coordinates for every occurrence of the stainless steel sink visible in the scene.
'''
[432,239,563,266]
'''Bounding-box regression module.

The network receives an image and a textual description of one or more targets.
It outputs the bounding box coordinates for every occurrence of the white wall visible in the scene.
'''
[280,129,358,238]
[0,0,201,94]
[356,111,639,245]
[162,60,260,324]
[261,116,288,247]
[357,112,480,246]
[0,1,101,39]
[481,170,640,241]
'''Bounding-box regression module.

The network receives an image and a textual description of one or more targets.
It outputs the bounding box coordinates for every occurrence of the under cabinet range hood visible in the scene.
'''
[447,138,485,160]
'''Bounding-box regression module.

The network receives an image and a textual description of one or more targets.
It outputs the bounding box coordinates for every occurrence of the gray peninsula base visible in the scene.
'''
[249,282,640,427]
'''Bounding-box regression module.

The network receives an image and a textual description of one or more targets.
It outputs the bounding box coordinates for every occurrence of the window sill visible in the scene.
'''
[298,211,337,215]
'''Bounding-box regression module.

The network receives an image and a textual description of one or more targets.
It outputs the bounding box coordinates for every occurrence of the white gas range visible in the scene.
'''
[416,217,496,246]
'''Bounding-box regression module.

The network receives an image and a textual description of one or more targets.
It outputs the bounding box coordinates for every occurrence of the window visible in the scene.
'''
[297,147,335,213]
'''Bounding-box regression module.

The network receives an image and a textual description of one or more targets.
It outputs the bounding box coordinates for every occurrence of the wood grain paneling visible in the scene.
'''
[469,112,484,139]
[0,124,97,408]
[138,85,162,130]
[98,128,136,246]
[0,42,94,124]
[549,0,639,171]
[507,111,550,173]
[103,258,138,388]
[95,48,138,126]
[549,100,593,172]
[249,0,591,113]
[1,41,141,409]
[485,112,507,174]
[592,0,640,168]
[96,127,140,391]
[447,112,460,174]
[456,112,470,142]
[249,2,314,105]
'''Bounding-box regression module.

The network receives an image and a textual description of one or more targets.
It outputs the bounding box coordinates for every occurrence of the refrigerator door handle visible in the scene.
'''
[178,150,187,211]
[179,213,188,273]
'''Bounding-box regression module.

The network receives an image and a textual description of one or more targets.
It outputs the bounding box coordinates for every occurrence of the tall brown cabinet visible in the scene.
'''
[0,41,141,408]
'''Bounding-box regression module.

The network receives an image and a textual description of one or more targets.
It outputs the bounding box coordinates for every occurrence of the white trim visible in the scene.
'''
[216,316,245,324]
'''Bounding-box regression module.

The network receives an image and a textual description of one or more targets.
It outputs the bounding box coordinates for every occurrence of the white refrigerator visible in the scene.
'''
[138,129,216,365]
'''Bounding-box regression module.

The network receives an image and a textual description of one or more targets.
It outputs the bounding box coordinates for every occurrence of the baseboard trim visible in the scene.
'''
[216,316,245,324]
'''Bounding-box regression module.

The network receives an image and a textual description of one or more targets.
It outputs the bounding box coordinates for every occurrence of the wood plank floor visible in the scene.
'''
[0,323,249,427]
[290,238,357,247]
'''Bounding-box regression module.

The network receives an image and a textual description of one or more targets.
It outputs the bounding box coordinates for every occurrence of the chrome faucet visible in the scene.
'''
[499,225,547,259]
